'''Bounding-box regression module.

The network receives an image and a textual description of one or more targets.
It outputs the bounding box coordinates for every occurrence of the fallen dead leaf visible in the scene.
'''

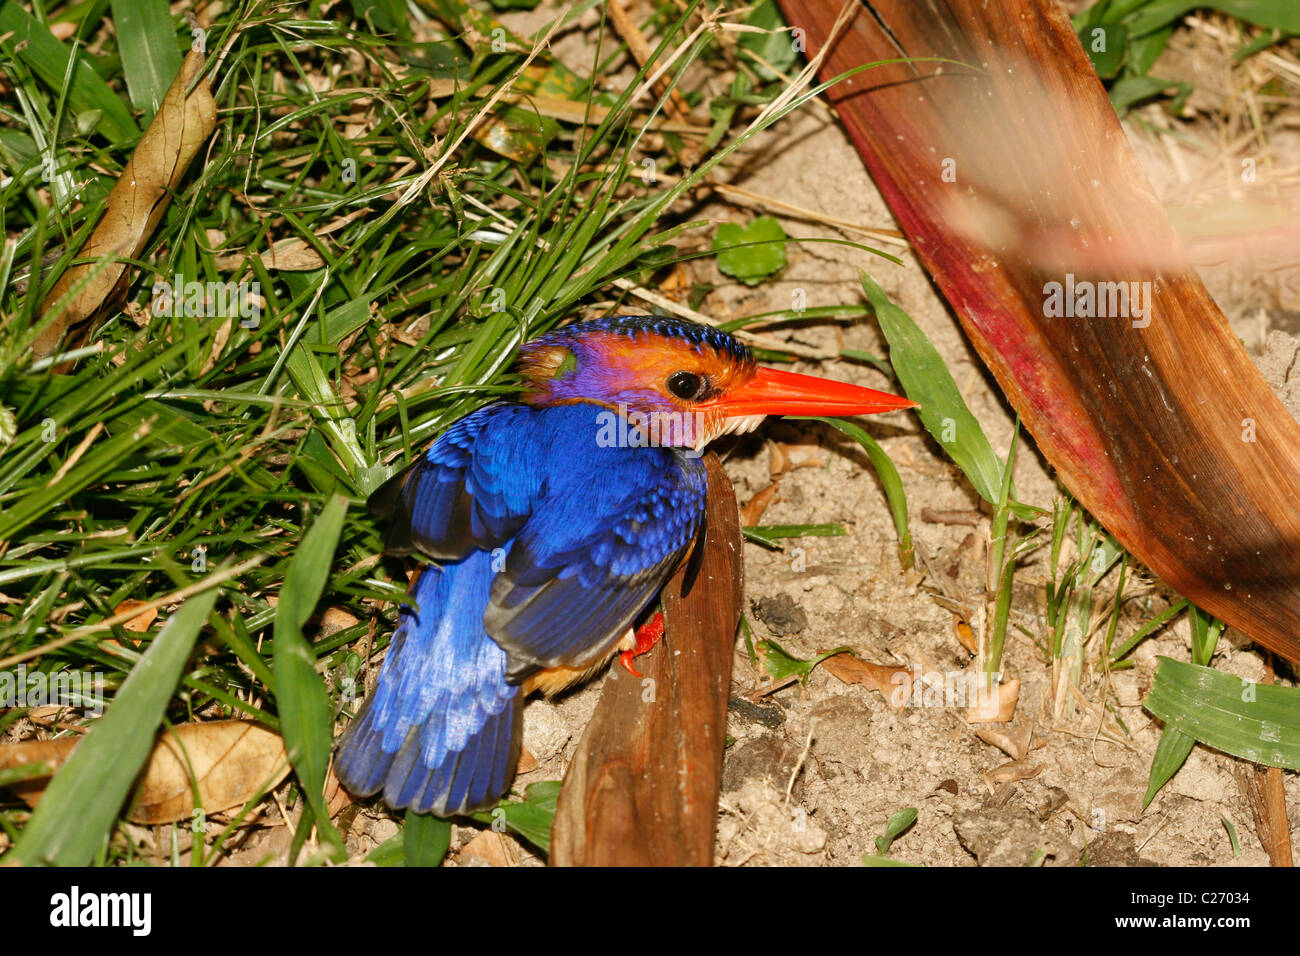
[456,829,513,867]
[768,441,787,479]
[921,507,983,526]
[36,50,217,358]
[775,442,827,472]
[975,723,1034,761]
[983,759,1043,790]
[516,745,539,774]
[657,263,691,300]
[739,481,780,526]
[0,720,289,824]
[819,651,911,712]
[114,599,158,634]
[25,706,69,723]
[320,606,360,637]
[214,237,326,272]
[325,766,353,819]
[200,318,233,376]
[952,615,977,655]
[966,677,1020,723]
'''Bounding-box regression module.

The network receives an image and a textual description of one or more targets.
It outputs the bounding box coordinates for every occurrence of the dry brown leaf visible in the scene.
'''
[35,50,217,358]
[25,706,71,724]
[819,651,911,712]
[657,263,691,300]
[738,481,780,526]
[516,745,539,774]
[314,209,368,238]
[213,237,326,272]
[324,766,353,819]
[130,721,290,823]
[776,443,828,471]
[320,606,359,637]
[0,737,77,807]
[983,759,1043,789]
[952,616,977,654]
[921,507,983,526]
[975,724,1034,761]
[767,440,787,479]
[0,720,289,824]
[456,830,512,866]
[113,599,157,634]
[200,318,232,376]
[966,677,1020,723]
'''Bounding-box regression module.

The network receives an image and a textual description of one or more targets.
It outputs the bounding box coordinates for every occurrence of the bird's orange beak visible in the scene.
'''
[700,366,917,418]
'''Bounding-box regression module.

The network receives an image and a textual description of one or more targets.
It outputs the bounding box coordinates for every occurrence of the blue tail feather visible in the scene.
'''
[335,549,521,816]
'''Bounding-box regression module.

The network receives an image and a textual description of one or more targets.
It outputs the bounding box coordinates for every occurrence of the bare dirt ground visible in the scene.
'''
[413,10,1300,868]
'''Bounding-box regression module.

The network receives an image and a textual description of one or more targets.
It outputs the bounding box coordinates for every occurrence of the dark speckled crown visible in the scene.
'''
[525,314,752,364]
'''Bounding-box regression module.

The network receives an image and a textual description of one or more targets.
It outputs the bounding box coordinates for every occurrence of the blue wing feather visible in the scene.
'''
[339,401,709,814]
[484,408,708,678]
[372,403,541,559]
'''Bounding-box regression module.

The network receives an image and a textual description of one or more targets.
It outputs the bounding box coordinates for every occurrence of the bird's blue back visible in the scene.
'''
[335,402,708,815]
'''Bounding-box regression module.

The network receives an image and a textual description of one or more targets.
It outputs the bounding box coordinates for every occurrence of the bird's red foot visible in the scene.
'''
[619,610,665,677]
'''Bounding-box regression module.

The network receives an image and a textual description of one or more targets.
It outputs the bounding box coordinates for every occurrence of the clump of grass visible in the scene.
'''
[861,274,1043,680]
[0,0,909,864]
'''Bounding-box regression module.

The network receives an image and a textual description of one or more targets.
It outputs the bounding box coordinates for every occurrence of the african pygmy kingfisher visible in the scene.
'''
[335,315,915,815]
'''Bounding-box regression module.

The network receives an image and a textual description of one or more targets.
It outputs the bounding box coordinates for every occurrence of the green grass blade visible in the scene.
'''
[814,416,913,569]
[1110,598,1187,661]
[403,809,452,867]
[468,780,562,853]
[0,4,139,144]
[1223,816,1242,857]
[1188,603,1224,667]
[366,832,405,866]
[1145,656,1300,771]
[272,493,350,861]
[7,589,218,866]
[861,854,923,866]
[110,0,182,120]
[1126,1,1300,37]
[1142,724,1196,810]
[0,419,154,541]
[862,273,1005,508]
[741,523,845,548]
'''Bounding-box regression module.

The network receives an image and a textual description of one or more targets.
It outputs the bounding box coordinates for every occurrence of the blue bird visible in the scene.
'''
[335,315,915,815]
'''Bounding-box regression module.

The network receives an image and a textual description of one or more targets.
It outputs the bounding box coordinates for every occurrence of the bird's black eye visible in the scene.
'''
[666,370,705,401]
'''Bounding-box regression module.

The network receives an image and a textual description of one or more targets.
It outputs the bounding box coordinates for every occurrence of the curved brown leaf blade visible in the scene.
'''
[114,599,157,635]
[36,49,217,358]
[0,720,289,824]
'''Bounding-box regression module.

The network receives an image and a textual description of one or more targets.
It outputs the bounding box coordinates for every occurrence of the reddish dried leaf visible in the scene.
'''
[819,651,911,712]
[114,599,157,634]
